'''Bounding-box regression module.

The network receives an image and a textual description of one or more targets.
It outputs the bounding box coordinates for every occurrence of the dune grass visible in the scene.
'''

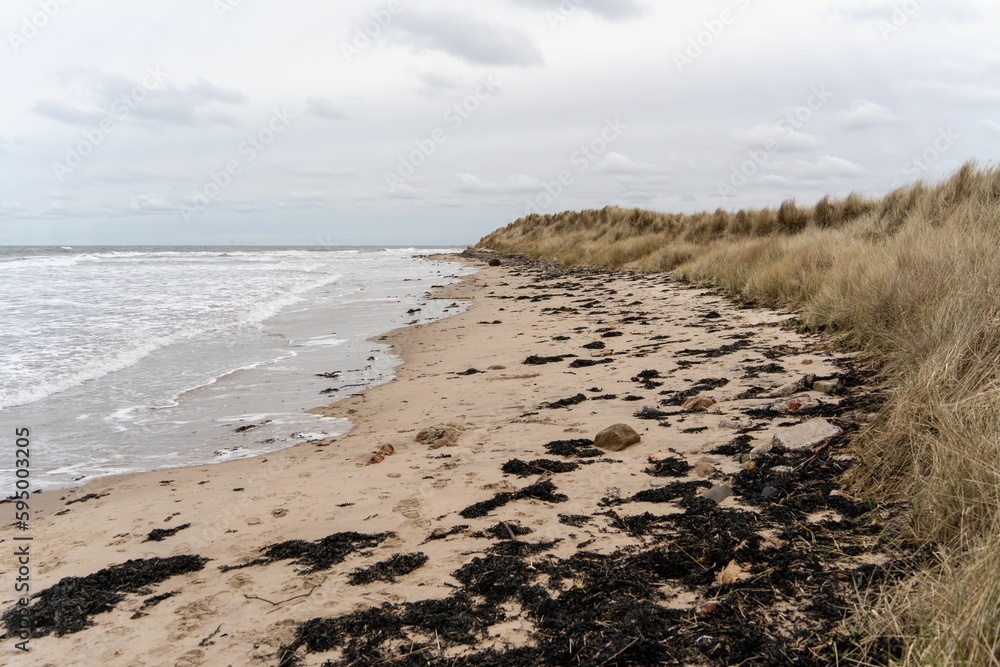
[477,162,1000,665]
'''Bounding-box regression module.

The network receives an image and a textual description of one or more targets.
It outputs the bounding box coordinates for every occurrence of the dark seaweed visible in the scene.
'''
[501,458,580,477]
[459,480,568,519]
[2,556,208,637]
[348,553,429,585]
[143,523,191,542]
[221,532,394,573]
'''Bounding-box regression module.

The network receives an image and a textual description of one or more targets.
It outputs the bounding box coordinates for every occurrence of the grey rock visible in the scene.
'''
[703,483,734,503]
[812,378,841,394]
[761,486,780,500]
[770,374,817,398]
[749,442,773,459]
[770,381,803,398]
[772,419,842,452]
[768,397,819,413]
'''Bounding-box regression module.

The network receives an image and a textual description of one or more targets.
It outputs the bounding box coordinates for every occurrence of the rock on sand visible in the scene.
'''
[594,424,641,452]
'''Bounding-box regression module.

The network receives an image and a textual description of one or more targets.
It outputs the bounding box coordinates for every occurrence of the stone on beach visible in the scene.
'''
[694,461,716,478]
[772,419,842,452]
[415,423,463,449]
[594,424,641,452]
[703,483,734,503]
[770,374,817,398]
[682,396,715,411]
[769,397,819,413]
[813,378,841,394]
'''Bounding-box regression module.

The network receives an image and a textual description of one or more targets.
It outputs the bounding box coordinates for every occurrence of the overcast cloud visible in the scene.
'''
[0,0,997,245]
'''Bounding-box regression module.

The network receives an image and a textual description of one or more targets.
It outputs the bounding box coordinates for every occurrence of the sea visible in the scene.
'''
[0,246,472,495]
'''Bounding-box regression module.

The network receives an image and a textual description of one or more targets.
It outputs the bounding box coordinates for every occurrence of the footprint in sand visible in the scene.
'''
[168,598,219,643]
[392,498,422,520]
[174,649,206,666]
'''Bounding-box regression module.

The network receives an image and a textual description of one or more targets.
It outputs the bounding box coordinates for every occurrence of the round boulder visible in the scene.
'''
[594,423,641,452]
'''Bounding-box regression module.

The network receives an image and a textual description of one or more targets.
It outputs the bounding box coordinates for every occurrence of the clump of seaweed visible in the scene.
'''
[644,456,693,477]
[143,523,191,542]
[347,553,429,586]
[471,521,533,540]
[220,532,394,573]
[543,439,602,458]
[501,458,579,477]
[459,480,568,519]
[2,555,208,637]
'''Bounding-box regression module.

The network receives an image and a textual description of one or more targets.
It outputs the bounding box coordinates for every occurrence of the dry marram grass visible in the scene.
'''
[477,162,1000,665]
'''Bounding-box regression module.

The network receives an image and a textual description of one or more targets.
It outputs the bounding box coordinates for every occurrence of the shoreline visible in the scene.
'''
[3,250,471,499]
[21,256,476,514]
[1,253,911,666]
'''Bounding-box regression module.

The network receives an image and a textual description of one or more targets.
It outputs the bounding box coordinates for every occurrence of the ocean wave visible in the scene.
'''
[0,271,343,409]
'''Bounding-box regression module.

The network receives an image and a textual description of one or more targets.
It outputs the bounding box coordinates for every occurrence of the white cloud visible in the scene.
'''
[769,156,867,180]
[411,69,467,96]
[837,99,901,130]
[0,202,28,217]
[510,0,648,21]
[833,0,987,22]
[276,163,356,178]
[597,152,671,175]
[733,123,823,153]
[129,194,172,213]
[306,97,348,120]
[32,70,247,129]
[391,10,543,66]
[277,192,330,209]
[454,173,544,194]
[894,78,1000,106]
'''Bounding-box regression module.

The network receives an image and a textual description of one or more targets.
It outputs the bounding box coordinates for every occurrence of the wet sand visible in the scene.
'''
[0,252,911,666]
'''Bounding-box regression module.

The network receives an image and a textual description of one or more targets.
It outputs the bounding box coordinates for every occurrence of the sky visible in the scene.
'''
[0,0,997,246]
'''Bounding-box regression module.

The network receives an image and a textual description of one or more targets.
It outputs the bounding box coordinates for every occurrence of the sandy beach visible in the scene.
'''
[1,252,904,666]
